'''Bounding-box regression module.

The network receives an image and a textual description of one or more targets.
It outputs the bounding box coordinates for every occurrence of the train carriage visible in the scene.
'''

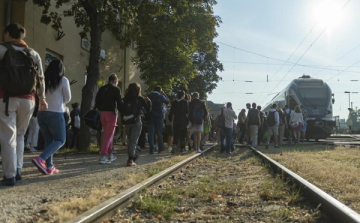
[263,75,336,140]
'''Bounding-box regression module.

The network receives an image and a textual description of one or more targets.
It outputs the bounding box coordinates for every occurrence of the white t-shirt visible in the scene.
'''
[45,76,71,113]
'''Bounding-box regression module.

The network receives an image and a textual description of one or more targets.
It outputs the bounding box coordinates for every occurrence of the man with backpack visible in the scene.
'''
[147,86,170,154]
[257,105,265,144]
[0,23,48,186]
[189,92,208,153]
[246,103,261,148]
[265,104,280,149]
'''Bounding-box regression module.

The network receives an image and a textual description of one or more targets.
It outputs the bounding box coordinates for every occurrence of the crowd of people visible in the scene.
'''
[211,102,308,151]
[0,23,309,187]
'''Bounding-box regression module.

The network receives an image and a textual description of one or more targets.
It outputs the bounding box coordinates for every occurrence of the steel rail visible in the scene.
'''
[247,145,360,223]
[67,144,217,223]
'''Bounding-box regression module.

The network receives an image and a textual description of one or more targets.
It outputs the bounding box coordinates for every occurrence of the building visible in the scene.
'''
[0,1,144,104]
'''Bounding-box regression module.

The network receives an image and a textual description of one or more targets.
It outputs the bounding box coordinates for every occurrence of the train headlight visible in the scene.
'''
[326,110,332,115]
[315,121,324,127]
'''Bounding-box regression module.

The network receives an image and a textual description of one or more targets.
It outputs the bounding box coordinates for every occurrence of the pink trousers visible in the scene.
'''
[100,111,117,156]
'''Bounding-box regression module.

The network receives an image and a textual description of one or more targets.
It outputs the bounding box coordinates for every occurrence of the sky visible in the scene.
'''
[208,0,360,120]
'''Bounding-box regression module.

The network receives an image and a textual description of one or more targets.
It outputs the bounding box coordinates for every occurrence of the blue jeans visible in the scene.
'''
[225,127,233,153]
[148,115,164,153]
[37,111,66,169]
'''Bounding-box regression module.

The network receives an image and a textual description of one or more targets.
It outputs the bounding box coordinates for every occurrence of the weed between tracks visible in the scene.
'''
[36,154,192,223]
[263,144,360,214]
[113,148,330,222]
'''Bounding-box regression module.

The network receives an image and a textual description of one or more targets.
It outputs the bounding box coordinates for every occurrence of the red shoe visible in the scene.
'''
[32,157,48,175]
[47,167,59,175]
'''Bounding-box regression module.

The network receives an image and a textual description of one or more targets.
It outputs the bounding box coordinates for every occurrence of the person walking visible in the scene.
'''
[189,92,208,153]
[237,109,247,144]
[223,102,237,154]
[122,83,151,166]
[247,103,261,148]
[69,102,80,149]
[289,105,304,143]
[265,104,279,149]
[95,74,122,164]
[147,86,170,154]
[284,105,293,143]
[32,59,71,175]
[277,108,287,147]
[300,105,308,142]
[257,105,265,144]
[0,23,47,186]
[170,90,189,153]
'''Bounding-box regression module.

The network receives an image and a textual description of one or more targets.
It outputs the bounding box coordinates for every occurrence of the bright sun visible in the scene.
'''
[311,0,346,28]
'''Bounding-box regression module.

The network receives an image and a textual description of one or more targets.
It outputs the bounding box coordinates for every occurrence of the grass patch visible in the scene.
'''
[265,145,360,213]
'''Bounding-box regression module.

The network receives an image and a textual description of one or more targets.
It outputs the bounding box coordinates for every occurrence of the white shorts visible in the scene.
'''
[191,123,204,132]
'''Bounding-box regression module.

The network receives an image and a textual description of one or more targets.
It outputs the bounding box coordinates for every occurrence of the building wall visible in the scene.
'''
[2,1,145,104]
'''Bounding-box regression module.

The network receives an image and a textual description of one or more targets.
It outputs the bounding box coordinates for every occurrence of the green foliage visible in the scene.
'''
[130,0,223,96]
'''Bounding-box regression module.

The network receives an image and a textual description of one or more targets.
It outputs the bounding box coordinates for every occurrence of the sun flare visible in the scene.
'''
[311,0,346,28]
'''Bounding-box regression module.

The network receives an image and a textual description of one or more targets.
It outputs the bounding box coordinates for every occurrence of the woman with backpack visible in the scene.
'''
[32,59,71,175]
[122,83,151,166]
[289,105,304,144]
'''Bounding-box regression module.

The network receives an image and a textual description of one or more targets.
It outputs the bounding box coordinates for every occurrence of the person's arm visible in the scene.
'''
[232,110,237,119]
[34,52,48,111]
[160,92,170,104]
[62,77,71,104]
[275,111,280,125]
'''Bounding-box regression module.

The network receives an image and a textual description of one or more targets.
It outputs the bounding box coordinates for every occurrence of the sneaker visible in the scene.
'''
[32,157,48,175]
[4,177,15,186]
[16,169,22,181]
[99,156,111,164]
[29,147,37,152]
[265,143,269,149]
[197,148,202,153]
[167,146,173,153]
[108,154,117,162]
[126,160,137,166]
[47,167,59,175]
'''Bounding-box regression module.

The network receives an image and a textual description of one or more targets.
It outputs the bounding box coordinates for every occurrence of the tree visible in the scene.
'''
[131,0,223,97]
[32,0,137,151]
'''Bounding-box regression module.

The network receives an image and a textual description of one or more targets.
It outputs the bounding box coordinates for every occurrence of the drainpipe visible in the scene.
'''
[6,2,12,25]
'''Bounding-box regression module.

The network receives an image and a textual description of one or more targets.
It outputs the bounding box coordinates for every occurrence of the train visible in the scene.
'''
[263,75,336,140]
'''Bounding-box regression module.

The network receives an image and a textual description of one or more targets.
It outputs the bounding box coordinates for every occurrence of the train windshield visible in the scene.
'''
[298,88,328,106]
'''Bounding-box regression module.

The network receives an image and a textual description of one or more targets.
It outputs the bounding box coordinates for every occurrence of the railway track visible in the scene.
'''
[67,143,360,223]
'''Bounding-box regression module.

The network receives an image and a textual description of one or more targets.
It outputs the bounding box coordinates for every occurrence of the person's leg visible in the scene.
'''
[26,117,35,147]
[128,121,142,160]
[0,98,21,180]
[278,125,284,147]
[100,112,117,156]
[16,99,35,170]
[70,128,79,149]
[251,125,258,147]
[148,117,155,153]
[225,127,232,153]
[155,117,164,152]
[37,112,66,169]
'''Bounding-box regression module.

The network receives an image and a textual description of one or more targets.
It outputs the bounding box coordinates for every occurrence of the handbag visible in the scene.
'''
[84,109,102,131]
[291,122,299,128]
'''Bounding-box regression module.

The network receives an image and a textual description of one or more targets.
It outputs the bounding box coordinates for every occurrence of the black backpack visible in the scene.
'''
[190,101,204,124]
[266,111,276,127]
[0,43,40,116]
[121,97,141,125]
[248,109,259,125]
[216,108,225,128]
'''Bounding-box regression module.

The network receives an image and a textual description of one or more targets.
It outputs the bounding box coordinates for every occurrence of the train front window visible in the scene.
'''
[298,88,327,106]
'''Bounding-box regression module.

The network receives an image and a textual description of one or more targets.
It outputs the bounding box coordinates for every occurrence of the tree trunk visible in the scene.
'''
[77,12,102,151]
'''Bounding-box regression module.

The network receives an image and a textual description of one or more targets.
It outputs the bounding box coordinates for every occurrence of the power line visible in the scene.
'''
[313,42,360,77]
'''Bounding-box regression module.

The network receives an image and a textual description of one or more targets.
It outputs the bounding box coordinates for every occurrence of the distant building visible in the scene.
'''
[207,101,225,119]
